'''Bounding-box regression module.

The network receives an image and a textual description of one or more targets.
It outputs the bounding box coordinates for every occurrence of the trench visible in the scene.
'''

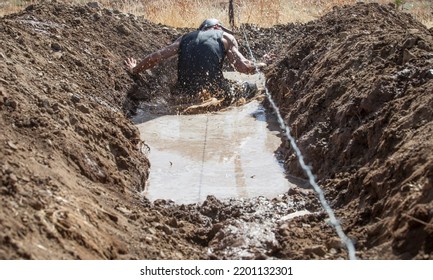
[133,72,298,204]
[131,72,313,258]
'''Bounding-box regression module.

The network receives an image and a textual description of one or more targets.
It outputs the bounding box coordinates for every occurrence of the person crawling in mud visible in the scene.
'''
[124,18,267,112]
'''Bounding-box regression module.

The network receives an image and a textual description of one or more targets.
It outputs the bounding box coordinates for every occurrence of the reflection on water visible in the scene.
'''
[136,100,294,204]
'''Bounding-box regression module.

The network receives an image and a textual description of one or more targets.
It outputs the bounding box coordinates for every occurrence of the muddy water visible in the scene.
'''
[135,73,295,204]
[135,101,295,204]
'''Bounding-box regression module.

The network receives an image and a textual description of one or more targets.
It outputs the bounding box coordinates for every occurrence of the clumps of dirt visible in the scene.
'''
[152,190,326,260]
[266,2,433,259]
[0,1,205,259]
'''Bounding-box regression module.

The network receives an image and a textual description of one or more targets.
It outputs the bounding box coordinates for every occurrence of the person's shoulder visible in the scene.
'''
[222,32,237,47]
[183,29,201,39]
[187,29,201,36]
[222,31,235,39]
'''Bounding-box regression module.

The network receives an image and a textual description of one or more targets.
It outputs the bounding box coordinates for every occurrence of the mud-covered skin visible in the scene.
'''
[0,2,432,260]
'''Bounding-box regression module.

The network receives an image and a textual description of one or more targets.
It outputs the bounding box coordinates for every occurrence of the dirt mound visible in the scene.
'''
[1,1,432,260]
[0,2,204,259]
[267,2,433,259]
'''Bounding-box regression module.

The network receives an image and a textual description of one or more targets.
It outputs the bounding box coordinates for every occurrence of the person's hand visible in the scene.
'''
[124,57,137,74]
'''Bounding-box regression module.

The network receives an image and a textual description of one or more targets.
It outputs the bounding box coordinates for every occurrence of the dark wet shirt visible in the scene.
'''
[177,29,228,94]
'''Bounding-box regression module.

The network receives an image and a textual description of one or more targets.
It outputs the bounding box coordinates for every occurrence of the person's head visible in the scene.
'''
[198,18,233,34]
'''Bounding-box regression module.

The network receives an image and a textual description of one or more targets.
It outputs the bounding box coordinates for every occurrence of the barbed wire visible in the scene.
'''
[238,24,357,260]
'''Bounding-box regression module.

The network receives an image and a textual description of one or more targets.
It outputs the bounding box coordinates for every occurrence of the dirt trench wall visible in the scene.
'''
[0,2,206,259]
[266,3,433,258]
[1,2,181,188]
[2,1,433,260]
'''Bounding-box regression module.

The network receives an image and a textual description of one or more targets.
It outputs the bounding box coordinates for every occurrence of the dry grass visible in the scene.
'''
[0,0,432,28]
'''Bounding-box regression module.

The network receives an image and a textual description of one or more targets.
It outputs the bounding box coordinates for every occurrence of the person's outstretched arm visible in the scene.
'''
[125,36,182,74]
[223,33,266,74]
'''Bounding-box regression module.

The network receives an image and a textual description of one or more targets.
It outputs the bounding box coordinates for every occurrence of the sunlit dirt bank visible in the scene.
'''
[0,2,432,259]
[265,3,433,259]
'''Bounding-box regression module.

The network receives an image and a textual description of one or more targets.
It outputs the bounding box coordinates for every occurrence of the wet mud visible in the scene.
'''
[136,100,293,204]
[0,2,432,260]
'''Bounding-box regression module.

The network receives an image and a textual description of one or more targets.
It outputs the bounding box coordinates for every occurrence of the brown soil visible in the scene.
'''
[1,2,432,260]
